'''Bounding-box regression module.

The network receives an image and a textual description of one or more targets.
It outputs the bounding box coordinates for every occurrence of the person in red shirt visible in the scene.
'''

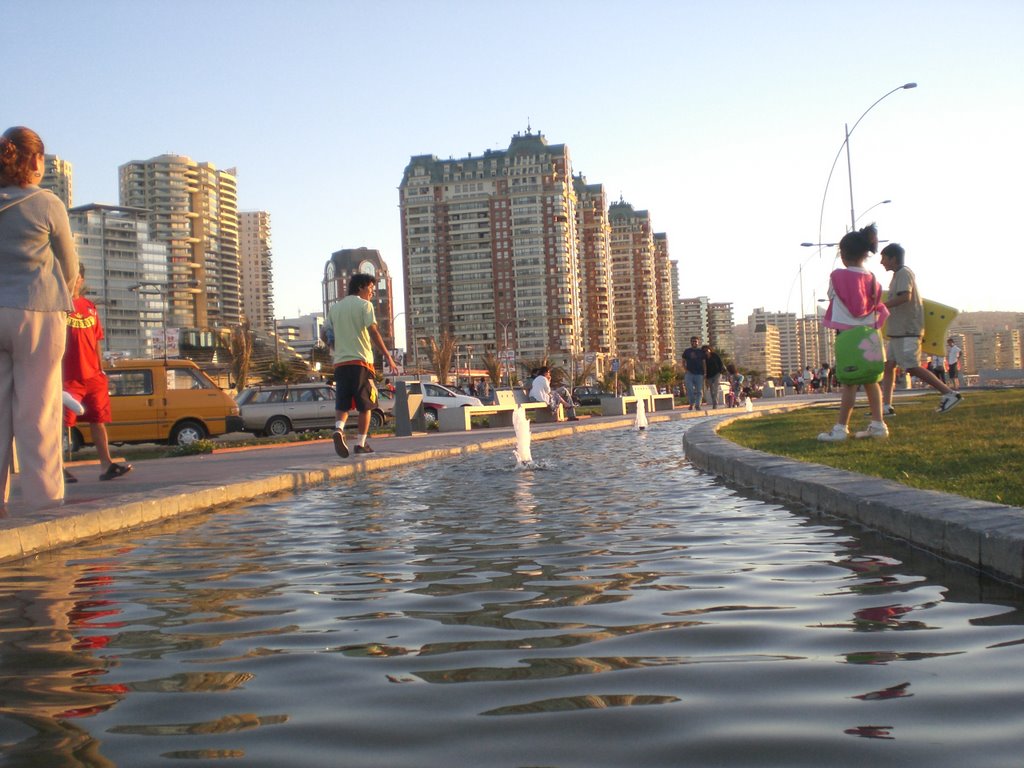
[63,266,132,482]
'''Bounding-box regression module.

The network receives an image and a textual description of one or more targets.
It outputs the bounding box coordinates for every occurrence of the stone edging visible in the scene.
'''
[682,406,1024,586]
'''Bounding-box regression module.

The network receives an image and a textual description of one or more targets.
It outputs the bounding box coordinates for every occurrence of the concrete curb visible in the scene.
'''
[682,407,1024,586]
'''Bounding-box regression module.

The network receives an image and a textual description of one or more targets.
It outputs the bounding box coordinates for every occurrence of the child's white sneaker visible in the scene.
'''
[854,421,889,439]
[817,424,849,442]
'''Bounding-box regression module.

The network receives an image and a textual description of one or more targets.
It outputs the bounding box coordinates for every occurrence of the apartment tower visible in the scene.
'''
[608,200,659,363]
[399,131,582,369]
[119,155,240,329]
[239,211,274,332]
[573,174,615,359]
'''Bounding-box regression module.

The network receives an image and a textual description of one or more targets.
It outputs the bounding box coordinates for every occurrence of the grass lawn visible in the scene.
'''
[719,389,1024,507]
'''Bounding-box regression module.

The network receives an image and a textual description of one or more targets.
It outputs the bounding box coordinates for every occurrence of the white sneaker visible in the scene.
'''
[882,404,896,417]
[855,421,889,439]
[818,425,849,442]
[936,392,963,413]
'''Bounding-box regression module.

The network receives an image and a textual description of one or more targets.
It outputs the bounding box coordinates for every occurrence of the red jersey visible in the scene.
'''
[64,296,104,382]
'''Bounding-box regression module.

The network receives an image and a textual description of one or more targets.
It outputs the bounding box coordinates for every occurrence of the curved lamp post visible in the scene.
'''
[815,83,917,258]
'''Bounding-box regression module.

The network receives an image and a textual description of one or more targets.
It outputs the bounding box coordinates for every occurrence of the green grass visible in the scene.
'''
[719,389,1024,507]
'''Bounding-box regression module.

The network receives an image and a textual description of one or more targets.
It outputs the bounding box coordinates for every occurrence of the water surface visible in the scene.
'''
[1,422,1022,767]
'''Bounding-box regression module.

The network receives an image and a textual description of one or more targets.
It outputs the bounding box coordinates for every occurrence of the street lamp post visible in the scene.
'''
[497,318,515,388]
[816,83,917,259]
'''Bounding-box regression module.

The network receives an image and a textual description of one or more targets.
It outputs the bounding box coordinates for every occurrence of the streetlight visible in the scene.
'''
[815,82,917,262]
[854,199,891,226]
[497,318,515,388]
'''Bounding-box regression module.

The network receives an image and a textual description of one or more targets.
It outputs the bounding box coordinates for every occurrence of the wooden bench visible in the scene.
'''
[630,384,675,412]
[601,394,640,416]
[762,379,786,398]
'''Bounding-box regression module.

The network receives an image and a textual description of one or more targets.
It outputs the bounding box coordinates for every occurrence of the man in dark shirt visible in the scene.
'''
[681,336,707,411]
[704,344,725,409]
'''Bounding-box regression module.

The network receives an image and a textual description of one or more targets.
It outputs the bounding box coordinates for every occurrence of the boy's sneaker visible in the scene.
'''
[854,422,889,439]
[882,404,896,417]
[354,444,374,454]
[817,424,849,442]
[332,430,349,458]
[936,392,963,413]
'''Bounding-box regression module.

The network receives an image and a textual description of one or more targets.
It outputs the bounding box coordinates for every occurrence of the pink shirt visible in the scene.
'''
[823,267,889,330]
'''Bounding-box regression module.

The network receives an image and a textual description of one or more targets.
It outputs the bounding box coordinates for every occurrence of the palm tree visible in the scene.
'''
[228,321,253,389]
[481,351,502,387]
[424,332,457,386]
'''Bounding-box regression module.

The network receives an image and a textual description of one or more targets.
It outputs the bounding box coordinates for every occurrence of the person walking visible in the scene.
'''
[63,265,132,482]
[945,337,962,390]
[817,231,889,442]
[704,344,725,408]
[878,244,962,415]
[322,273,396,458]
[0,126,78,512]
[681,336,706,411]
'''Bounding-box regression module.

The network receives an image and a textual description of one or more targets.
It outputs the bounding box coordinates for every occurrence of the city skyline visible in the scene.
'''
[11,1,1024,349]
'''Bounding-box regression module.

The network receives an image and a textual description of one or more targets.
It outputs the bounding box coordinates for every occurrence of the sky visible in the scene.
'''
[10,1,1024,347]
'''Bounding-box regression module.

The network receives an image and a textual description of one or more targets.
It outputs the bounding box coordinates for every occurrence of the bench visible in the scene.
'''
[630,384,675,412]
[601,394,640,416]
[437,389,551,432]
[762,379,786,398]
[513,389,563,422]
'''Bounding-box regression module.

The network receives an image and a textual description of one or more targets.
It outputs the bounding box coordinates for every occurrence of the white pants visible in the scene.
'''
[0,308,66,511]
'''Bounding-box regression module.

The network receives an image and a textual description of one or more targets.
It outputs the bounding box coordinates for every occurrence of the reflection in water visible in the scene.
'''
[0,423,1022,766]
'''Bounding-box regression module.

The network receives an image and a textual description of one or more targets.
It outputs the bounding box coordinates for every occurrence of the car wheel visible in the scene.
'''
[264,415,292,437]
[423,407,438,424]
[370,410,384,429]
[63,427,84,454]
[169,419,207,446]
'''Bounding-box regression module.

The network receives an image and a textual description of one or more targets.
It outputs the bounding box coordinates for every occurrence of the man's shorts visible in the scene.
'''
[334,364,377,413]
[887,336,923,370]
[64,374,112,427]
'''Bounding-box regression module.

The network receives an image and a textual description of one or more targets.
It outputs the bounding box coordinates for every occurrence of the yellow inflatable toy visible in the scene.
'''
[882,299,959,356]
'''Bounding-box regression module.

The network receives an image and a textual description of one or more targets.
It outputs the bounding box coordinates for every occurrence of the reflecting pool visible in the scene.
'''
[1,421,1023,767]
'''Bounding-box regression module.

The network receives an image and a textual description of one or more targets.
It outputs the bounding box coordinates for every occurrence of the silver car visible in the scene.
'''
[235,383,389,437]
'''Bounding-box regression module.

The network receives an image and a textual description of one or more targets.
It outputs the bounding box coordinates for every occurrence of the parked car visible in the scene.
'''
[67,359,243,451]
[235,382,390,437]
[572,386,615,406]
[402,381,482,424]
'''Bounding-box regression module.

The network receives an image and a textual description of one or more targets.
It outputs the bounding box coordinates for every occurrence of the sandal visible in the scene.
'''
[99,462,133,481]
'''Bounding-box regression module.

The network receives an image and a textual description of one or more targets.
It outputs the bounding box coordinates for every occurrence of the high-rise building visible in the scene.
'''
[677,297,710,344]
[323,247,395,359]
[239,211,274,332]
[573,174,615,360]
[68,204,169,358]
[609,200,659,363]
[41,155,73,208]
[748,322,783,380]
[399,131,581,370]
[748,308,801,375]
[119,154,240,329]
[653,233,676,363]
[708,302,735,357]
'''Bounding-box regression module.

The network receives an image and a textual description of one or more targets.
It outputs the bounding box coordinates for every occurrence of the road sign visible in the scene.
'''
[611,358,620,372]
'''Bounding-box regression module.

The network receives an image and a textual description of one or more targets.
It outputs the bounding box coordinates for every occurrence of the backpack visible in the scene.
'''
[834,326,886,385]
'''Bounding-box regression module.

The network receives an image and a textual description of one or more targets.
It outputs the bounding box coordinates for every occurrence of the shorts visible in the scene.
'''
[334,364,377,413]
[64,373,112,427]
[948,362,959,379]
[887,336,923,370]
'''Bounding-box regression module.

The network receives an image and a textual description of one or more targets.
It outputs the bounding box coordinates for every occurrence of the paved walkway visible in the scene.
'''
[4,396,1022,585]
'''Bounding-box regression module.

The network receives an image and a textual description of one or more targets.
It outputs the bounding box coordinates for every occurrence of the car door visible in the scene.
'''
[284,388,320,429]
[105,368,168,443]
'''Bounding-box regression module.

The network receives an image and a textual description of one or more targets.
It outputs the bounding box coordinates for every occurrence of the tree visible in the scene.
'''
[481,351,502,387]
[228,321,253,389]
[424,332,456,386]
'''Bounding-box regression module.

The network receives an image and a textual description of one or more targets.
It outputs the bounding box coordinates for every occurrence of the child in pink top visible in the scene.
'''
[818,231,889,442]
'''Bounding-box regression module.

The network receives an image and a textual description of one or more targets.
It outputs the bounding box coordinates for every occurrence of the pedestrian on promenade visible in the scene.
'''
[704,344,724,408]
[878,244,962,415]
[63,265,132,483]
[0,126,78,512]
[946,337,962,390]
[322,273,396,458]
[529,366,577,421]
[681,336,706,411]
[817,230,890,442]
